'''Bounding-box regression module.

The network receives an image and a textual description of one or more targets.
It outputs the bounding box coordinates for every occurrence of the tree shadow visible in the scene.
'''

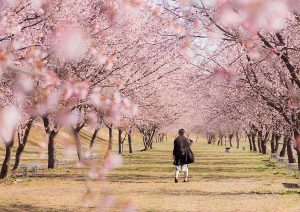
[282,183,300,189]
[108,174,172,183]
[0,203,76,212]
[159,189,300,196]
[192,167,268,173]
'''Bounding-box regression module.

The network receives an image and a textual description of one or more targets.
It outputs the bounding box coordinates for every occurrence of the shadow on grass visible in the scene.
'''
[0,203,75,212]
[193,167,269,173]
[161,189,300,196]
[8,173,85,181]
[108,172,264,183]
[36,173,85,181]
[199,175,261,180]
[282,183,300,189]
[108,174,172,183]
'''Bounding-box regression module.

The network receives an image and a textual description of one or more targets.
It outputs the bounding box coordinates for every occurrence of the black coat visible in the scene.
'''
[173,136,194,165]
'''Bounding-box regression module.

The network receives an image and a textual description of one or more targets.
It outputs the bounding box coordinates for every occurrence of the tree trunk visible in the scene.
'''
[0,140,14,178]
[48,130,58,169]
[207,133,212,144]
[89,127,99,149]
[261,131,269,154]
[160,134,164,143]
[118,128,122,155]
[42,116,59,169]
[287,137,296,163]
[236,132,240,149]
[261,141,267,154]
[270,132,275,153]
[257,131,262,153]
[128,129,133,153]
[108,126,113,150]
[103,125,113,157]
[274,134,281,153]
[229,134,233,147]
[12,119,34,171]
[148,128,156,149]
[247,134,253,151]
[251,133,257,152]
[12,143,25,172]
[297,151,300,170]
[280,136,287,157]
[121,136,124,154]
[104,125,113,157]
[72,129,82,162]
[142,136,149,151]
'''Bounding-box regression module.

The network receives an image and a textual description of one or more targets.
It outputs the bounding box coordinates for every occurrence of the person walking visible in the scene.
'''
[173,129,194,183]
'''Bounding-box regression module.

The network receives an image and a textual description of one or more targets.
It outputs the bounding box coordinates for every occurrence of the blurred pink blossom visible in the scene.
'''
[41,71,61,87]
[30,0,46,9]
[63,81,91,101]
[101,195,117,209]
[217,0,291,32]
[0,106,21,142]
[54,28,88,61]
[55,111,80,128]
[103,154,123,169]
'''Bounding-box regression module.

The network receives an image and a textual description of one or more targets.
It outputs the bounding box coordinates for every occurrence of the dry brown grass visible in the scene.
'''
[0,128,300,212]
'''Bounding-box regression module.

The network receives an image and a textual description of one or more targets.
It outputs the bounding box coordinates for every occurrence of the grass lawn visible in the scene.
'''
[0,128,300,211]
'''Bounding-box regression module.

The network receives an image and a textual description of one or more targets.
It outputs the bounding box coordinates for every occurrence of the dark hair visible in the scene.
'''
[178,129,185,136]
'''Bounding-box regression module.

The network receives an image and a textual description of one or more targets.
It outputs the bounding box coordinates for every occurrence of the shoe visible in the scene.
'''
[175,178,178,183]
[183,179,189,182]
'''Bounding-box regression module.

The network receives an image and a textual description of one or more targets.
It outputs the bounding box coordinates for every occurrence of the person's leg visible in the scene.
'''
[175,168,179,183]
[184,166,188,181]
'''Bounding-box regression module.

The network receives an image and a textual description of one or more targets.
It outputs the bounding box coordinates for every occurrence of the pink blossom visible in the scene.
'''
[101,195,117,209]
[217,0,291,32]
[88,165,99,179]
[72,81,91,99]
[32,90,60,116]
[41,71,61,87]
[211,68,237,83]
[81,191,92,208]
[62,81,90,101]
[30,0,46,9]
[90,92,102,108]
[123,199,137,212]
[0,106,21,142]
[54,28,88,61]
[104,154,123,169]
[55,111,80,128]
[16,75,34,94]
[96,55,107,65]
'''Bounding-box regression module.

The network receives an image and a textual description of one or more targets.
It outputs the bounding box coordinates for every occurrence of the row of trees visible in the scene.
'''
[157,0,300,169]
[0,0,193,181]
[0,1,197,209]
